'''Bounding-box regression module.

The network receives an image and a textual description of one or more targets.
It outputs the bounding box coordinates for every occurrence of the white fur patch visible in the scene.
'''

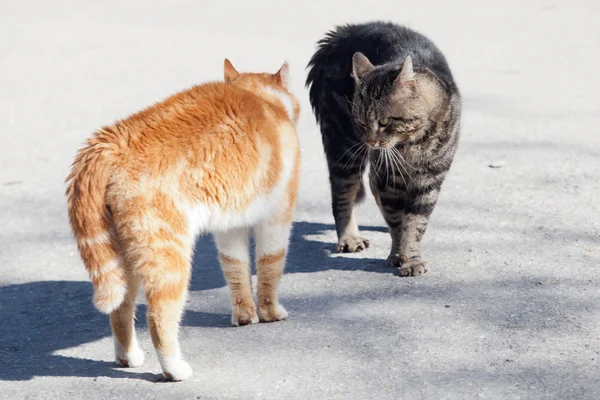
[81,232,110,247]
[185,144,296,236]
[263,86,295,122]
[157,350,193,381]
[254,223,291,257]
[214,228,250,262]
[275,304,288,319]
[93,283,127,314]
[89,259,119,280]
[114,335,145,368]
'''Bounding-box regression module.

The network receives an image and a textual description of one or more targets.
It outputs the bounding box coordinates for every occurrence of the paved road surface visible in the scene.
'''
[1,1,599,399]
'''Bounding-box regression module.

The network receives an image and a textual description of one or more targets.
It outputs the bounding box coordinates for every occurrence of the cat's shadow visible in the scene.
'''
[189,221,390,291]
[0,221,389,382]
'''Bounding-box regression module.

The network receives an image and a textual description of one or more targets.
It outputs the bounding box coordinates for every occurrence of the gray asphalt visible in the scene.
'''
[1,1,599,399]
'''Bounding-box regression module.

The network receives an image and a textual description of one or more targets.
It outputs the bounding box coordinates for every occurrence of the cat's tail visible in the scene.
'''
[66,127,127,314]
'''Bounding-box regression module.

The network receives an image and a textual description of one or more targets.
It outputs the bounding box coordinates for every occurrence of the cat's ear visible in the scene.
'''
[395,55,416,88]
[352,52,374,81]
[274,62,290,88]
[224,58,240,82]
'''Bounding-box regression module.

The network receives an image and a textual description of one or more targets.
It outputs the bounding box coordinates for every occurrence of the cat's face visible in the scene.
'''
[351,54,428,149]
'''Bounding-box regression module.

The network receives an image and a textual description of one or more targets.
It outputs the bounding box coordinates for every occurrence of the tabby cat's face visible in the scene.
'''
[351,53,428,149]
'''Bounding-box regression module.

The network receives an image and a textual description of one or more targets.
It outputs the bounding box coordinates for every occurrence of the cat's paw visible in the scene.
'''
[258,303,289,323]
[161,358,193,382]
[337,235,370,253]
[114,338,145,368]
[231,301,259,326]
[386,253,408,268]
[116,346,145,368]
[399,259,429,277]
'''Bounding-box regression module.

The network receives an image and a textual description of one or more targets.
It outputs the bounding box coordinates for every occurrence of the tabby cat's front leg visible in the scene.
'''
[396,213,430,276]
[397,186,441,276]
[329,165,369,253]
[380,190,436,277]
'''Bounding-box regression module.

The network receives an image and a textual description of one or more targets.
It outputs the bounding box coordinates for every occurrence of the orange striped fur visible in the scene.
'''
[66,60,300,381]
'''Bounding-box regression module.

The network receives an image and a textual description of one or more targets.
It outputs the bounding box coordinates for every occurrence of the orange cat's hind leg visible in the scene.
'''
[214,228,258,326]
[110,272,144,368]
[120,202,195,381]
[137,239,194,381]
[254,220,291,323]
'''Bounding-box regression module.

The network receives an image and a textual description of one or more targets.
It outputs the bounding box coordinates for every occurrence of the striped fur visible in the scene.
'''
[306,22,461,276]
[66,60,300,380]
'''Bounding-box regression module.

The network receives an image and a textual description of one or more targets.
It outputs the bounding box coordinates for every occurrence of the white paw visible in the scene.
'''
[231,312,259,327]
[276,304,289,319]
[161,358,193,382]
[258,303,289,322]
[125,346,145,367]
[114,338,145,368]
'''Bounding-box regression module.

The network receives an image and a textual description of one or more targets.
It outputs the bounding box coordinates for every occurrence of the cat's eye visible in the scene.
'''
[379,118,390,126]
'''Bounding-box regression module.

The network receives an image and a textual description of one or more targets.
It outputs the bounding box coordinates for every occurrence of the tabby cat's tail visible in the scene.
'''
[66,128,127,314]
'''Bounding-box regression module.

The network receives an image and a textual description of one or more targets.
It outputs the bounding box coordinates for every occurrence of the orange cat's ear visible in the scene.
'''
[274,62,290,88]
[224,59,240,82]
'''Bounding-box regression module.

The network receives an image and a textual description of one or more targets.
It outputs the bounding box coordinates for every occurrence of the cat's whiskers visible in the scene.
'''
[375,147,390,184]
[375,149,384,170]
[385,148,398,189]
[342,144,368,171]
[389,147,412,188]
[391,144,417,171]
[381,148,387,182]
[387,150,394,189]
[388,147,408,189]
[332,142,362,168]
[359,146,369,176]
[371,149,382,180]
[347,98,359,115]
[391,146,414,177]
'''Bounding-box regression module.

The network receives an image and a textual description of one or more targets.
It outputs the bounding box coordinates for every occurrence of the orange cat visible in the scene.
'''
[66,60,300,381]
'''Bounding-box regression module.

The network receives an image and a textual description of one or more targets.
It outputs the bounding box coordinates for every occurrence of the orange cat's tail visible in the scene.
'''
[66,128,127,314]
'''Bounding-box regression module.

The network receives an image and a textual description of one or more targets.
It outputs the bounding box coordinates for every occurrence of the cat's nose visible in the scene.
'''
[366,139,379,148]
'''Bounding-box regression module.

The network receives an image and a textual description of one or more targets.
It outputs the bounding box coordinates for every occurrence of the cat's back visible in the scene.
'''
[307,22,457,119]
[101,78,298,233]
[120,81,274,142]
[105,80,289,172]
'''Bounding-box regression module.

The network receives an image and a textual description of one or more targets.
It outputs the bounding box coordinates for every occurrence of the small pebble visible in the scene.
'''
[489,160,506,168]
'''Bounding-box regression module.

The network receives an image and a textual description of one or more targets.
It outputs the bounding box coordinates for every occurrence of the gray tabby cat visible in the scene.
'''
[306,22,461,276]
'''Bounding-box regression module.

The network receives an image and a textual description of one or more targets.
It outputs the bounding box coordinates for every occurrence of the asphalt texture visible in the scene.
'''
[1,1,599,399]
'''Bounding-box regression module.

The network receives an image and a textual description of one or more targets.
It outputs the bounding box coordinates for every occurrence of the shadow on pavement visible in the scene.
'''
[0,221,387,381]
[189,221,390,292]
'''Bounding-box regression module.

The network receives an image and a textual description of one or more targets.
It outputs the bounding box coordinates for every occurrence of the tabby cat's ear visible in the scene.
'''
[396,55,416,88]
[352,52,374,81]
[274,62,290,88]
[224,59,240,82]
